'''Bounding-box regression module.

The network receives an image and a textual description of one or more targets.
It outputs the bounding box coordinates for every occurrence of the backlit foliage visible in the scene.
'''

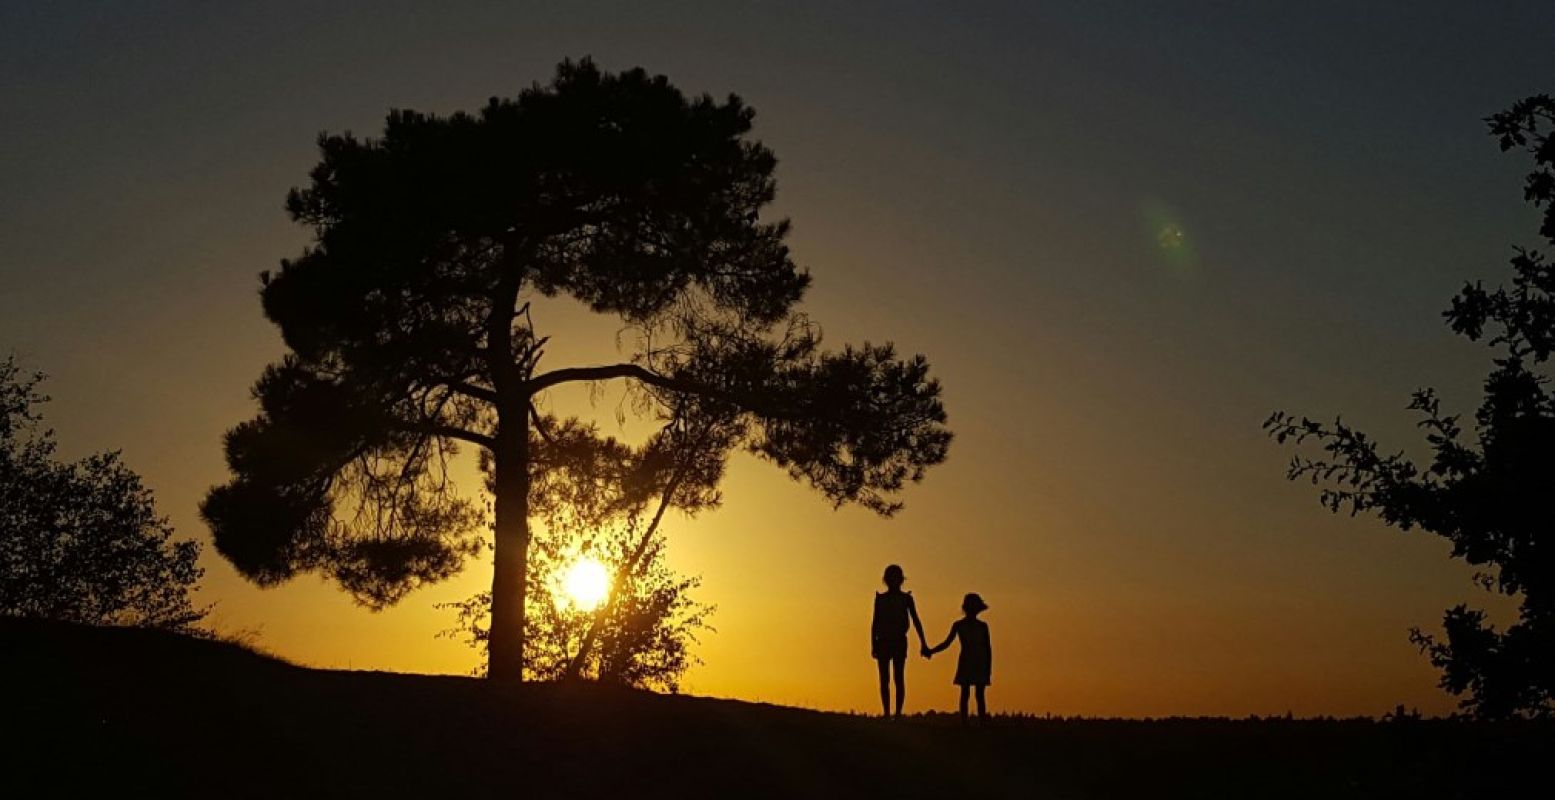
[1,359,206,630]
[1267,95,1555,719]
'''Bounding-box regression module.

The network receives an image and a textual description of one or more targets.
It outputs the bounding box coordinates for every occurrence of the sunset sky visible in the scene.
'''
[3,2,1552,716]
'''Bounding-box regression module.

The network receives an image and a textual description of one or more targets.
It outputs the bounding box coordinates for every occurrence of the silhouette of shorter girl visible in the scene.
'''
[926,593,992,724]
[871,564,928,717]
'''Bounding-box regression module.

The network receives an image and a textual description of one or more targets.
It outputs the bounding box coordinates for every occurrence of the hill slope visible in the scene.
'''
[2,619,1547,799]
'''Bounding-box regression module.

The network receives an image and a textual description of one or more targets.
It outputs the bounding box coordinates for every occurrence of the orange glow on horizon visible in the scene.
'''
[6,10,1538,720]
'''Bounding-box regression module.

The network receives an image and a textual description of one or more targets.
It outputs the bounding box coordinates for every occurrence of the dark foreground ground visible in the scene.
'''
[2,620,1549,799]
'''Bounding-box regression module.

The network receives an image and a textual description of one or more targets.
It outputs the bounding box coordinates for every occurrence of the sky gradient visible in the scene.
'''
[3,1,1553,716]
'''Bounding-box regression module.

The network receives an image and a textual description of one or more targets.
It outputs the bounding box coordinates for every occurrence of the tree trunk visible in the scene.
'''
[487,408,530,681]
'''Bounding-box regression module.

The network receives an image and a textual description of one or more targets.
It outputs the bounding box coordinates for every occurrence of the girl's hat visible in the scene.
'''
[883,564,905,583]
[962,592,988,613]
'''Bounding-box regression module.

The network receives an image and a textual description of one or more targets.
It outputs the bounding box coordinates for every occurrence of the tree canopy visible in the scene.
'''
[203,59,951,679]
[1,358,206,630]
[1267,95,1555,719]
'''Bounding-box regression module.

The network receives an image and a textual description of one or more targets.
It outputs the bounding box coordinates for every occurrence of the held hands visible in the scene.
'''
[920,644,933,659]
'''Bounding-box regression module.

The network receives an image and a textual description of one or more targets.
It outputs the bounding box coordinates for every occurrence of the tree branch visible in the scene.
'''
[449,381,499,404]
[397,421,495,450]
[529,403,556,445]
[524,363,688,395]
[524,364,760,417]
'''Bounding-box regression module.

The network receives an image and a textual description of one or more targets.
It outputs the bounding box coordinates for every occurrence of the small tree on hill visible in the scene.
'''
[1266,95,1555,719]
[441,524,713,691]
[203,59,952,681]
[443,407,724,690]
[0,357,207,630]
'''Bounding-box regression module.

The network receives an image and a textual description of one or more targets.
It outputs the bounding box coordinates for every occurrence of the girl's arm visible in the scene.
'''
[869,595,881,655]
[907,594,929,648]
[927,624,957,655]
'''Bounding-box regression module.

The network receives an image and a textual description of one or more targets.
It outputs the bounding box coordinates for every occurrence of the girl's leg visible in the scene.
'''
[892,656,907,716]
[975,685,988,721]
[958,685,970,724]
[876,658,891,716]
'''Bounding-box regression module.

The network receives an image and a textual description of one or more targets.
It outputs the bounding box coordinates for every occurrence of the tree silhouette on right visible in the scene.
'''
[1267,95,1555,719]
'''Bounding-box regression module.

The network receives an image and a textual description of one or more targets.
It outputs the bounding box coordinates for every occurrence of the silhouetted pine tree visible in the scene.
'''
[203,60,950,681]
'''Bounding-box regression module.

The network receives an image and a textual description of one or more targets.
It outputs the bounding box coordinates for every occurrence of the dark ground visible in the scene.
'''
[2,619,1548,799]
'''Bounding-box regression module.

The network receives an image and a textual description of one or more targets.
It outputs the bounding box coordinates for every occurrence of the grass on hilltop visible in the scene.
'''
[3,618,1547,799]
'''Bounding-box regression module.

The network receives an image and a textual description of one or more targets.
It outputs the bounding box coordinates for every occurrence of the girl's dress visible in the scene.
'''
[951,617,992,686]
[872,590,915,661]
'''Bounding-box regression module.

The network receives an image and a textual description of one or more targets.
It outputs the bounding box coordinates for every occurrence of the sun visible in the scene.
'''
[561,557,611,612]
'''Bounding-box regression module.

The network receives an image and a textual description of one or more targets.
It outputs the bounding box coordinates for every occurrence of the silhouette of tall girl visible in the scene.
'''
[870,564,928,717]
[926,592,992,724]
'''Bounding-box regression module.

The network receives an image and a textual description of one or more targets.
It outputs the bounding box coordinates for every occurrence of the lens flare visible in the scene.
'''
[1142,200,1197,275]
